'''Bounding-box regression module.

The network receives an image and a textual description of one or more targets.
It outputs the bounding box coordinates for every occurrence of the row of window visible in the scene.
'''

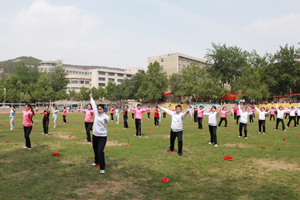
[66,70,91,75]
[98,71,132,77]
[98,83,120,87]
[98,77,122,82]
[67,87,88,90]
[69,80,90,84]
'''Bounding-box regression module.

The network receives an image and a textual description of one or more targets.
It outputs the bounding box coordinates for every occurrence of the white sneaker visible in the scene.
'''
[263,132,265,134]
[284,129,286,131]
[238,136,241,138]
[134,134,136,136]
[10,128,13,130]
[245,137,248,139]
[258,131,261,133]
[275,129,277,130]
[88,142,91,144]
[100,170,105,174]
[84,139,88,141]
[295,127,297,128]
[140,136,142,138]
[91,163,97,166]
[157,126,159,127]
[53,126,55,128]
[23,146,28,149]
[42,133,45,134]
[214,144,218,147]
[27,148,31,151]
[208,142,212,144]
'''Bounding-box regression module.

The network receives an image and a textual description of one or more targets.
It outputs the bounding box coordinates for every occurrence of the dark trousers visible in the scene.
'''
[287,116,296,127]
[111,113,114,121]
[198,117,203,129]
[276,118,285,130]
[236,116,240,125]
[147,113,150,119]
[285,113,289,119]
[123,115,128,128]
[218,117,227,127]
[209,125,217,144]
[297,116,300,125]
[132,113,134,120]
[170,130,183,153]
[234,113,237,120]
[163,113,166,119]
[239,123,247,137]
[85,122,93,142]
[194,112,198,123]
[249,115,254,123]
[92,135,107,170]
[258,120,266,132]
[63,115,66,123]
[135,119,142,136]
[154,117,159,126]
[24,126,32,148]
[43,118,49,134]
[270,115,275,121]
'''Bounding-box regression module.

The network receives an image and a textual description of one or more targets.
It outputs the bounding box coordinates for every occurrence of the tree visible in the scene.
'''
[205,43,248,87]
[126,71,147,101]
[78,87,89,101]
[105,81,117,102]
[31,74,54,102]
[55,89,67,100]
[272,44,300,96]
[169,73,183,102]
[48,66,69,91]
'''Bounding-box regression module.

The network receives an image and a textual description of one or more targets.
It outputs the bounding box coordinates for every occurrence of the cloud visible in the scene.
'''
[245,13,300,39]
[1,0,122,65]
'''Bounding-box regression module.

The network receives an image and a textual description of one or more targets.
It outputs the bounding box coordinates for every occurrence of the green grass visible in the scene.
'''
[1,113,300,200]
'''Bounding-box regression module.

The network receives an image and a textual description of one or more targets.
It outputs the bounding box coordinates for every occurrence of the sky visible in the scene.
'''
[0,0,299,69]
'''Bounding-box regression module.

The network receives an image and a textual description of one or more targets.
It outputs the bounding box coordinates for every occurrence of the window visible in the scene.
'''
[85,81,90,84]
[108,73,115,76]
[66,70,69,73]
[126,74,132,78]
[71,87,79,89]
[117,79,122,82]
[98,71,105,75]
[71,80,78,84]
[98,83,105,87]
[98,77,105,81]
[73,71,75,73]
[178,64,181,69]
[161,65,164,70]
[138,70,143,73]
[76,71,78,74]
[79,80,84,84]
[183,65,186,69]
[161,58,164,62]
[108,78,115,82]
[118,73,124,77]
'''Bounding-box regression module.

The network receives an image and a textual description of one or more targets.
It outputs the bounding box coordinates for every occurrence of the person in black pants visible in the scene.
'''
[286,106,297,128]
[123,106,129,129]
[147,106,151,119]
[193,106,198,123]
[154,106,159,127]
[23,103,34,151]
[42,105,50,135]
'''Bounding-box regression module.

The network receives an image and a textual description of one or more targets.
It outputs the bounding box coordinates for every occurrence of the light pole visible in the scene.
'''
[4,88,6,105]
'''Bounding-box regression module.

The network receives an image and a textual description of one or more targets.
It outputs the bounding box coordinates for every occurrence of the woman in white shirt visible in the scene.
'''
[238,104,252,139]
[254,106,269,134]
[90,92,110,174]
[203,106,220,147]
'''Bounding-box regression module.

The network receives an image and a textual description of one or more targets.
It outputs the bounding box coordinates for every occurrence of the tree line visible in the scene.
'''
[0,43,299,104]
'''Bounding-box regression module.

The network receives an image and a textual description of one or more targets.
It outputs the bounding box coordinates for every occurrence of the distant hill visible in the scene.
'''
[0,56,41,74]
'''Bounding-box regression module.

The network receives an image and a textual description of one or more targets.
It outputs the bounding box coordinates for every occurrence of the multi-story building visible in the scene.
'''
[148,53,210,76]
[38,60,144,92]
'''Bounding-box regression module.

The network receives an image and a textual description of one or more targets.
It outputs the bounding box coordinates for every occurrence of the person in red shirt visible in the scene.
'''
[233,106,238,120]
[154,106,159,127]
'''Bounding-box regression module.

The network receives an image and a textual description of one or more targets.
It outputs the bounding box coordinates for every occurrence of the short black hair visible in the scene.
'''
[175,105,182,109]
[212,106,216,109]
[97,104,105,110]
[155,106,158,108]
[137,104,141,107]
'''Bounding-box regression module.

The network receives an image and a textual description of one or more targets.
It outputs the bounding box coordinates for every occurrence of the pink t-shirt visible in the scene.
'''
[237,109,241,116]
[62,109,66,116]
[270,108,275,115]
[82,109,94,122]
[147,109,151,113]
[23,110,33,127]
[220,110,230,118]
[130,107,147,119]
[110,108,114,114]
[197,109,205,118]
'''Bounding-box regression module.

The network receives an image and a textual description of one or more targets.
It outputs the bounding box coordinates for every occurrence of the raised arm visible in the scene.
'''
[254,106,260,113]
[90,92,98,116]
[160,107,173,116]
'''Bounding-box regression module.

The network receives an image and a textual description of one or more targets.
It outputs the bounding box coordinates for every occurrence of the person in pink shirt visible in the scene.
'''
[218,107,230,127]
[81,103,94,143]
[248,106,255,124]
[269,107,276,121]
[197,106,205,129]
[236,107,241,125]
[110,106,114,121]
[131,107,135,120]
[23,103,34,151]
[62,107,67,124]
[130,104,148,137]
[147,106,151,119]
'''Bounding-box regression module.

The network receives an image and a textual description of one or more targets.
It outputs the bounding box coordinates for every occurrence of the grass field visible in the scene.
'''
[1,112,300,200]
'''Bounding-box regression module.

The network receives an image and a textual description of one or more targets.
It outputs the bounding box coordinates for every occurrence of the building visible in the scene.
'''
[148,53,210,76]
[38,60,144,92]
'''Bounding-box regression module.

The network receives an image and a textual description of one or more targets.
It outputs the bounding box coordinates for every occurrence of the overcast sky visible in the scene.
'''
[0,0,299,69]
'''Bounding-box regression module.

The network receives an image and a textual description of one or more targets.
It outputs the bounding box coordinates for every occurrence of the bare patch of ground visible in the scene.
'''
[223,143,247,148]
[254,159,300,171]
